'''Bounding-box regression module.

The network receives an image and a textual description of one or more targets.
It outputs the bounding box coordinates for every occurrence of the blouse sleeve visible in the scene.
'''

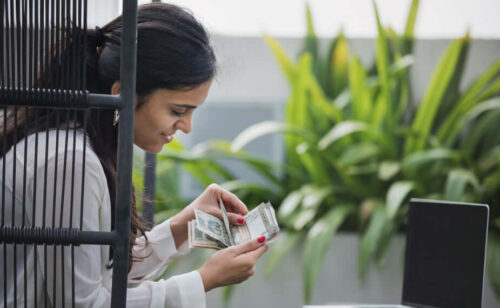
[128,218,192,281]
[27,142,206,308]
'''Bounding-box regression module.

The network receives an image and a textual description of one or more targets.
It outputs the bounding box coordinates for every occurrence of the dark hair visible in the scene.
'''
[0,3,216,270]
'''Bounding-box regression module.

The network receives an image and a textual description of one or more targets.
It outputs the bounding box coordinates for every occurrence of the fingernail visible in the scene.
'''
[257,236,266,243]
[237,217,245,224]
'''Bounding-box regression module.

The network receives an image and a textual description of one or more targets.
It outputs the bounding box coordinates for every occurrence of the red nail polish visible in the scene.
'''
[257,236,266,243]
[237,217,245,224]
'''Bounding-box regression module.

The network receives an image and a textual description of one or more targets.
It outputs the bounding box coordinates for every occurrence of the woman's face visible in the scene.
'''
[132,80,212,153]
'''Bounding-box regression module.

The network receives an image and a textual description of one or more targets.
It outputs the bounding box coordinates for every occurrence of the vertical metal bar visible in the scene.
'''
[12,4,20,304]
[1,8,7,305]
[79,0,87,232]
[51,111,60,306]
[79,109,86,231]
[142,152,156,228]
[59,0,70,304]
[43,0,50,306]
[12,112,18,308]
[0,0,3,90]
[43,124,48,308]
[70,3,79,306]
[82,0,86,91]
[21,1,29,304]
[1,1,7,306]
[9,0,15,90]
[69,109,77,308]
[2,106,6,308]
[141,0,159,225]
[33,108,40,308]
[110,0,138,306]
[59,109,70,308]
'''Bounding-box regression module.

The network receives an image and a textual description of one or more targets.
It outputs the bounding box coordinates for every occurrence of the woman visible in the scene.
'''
[0,2,267,307]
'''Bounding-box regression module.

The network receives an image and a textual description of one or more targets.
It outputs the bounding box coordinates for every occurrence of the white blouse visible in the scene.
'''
[0,129,206,307]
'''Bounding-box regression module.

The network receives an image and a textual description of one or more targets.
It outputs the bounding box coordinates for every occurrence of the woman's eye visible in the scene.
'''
[171,108,187,117]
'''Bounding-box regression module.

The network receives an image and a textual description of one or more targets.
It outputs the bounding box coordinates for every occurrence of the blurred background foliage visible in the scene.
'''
[133,0,500,303]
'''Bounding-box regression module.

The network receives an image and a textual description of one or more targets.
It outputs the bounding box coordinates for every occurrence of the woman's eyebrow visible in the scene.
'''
[172,103,198,109]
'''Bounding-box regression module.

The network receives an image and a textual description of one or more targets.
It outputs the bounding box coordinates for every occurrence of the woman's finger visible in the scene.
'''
[244,243,269,262]
[220,189,248,215]
[226,212,246,225]
[232,236,266,255]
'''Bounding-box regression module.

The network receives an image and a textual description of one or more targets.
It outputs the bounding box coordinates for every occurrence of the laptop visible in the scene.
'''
[304,198,490,308]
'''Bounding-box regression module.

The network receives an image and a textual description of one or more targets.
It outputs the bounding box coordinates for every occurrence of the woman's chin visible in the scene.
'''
[135,143,163,154]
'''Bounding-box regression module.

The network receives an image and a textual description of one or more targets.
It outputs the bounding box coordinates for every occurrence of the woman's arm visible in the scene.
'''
[28,139,206,307]
[129,183,249,280]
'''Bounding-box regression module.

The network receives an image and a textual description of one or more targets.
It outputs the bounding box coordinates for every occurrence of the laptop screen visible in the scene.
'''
[402,199,489,308]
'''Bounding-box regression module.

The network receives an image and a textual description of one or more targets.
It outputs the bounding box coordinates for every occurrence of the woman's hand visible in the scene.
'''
[197,236,268,292]
[170,184,248,248]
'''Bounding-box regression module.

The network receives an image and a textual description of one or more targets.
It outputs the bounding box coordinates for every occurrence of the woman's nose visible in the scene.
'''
[176,115,192,134]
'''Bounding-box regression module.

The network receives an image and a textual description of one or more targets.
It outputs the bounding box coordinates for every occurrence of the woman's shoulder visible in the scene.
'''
[6,129,103,175]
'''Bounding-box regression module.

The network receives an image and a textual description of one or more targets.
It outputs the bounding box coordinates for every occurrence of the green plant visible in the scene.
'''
[148,0,500,303]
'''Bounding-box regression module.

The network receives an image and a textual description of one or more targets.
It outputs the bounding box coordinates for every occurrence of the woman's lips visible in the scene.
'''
[161,133,174,143]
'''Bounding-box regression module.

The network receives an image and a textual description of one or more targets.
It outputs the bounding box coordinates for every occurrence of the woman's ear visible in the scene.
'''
[111,81,120,95]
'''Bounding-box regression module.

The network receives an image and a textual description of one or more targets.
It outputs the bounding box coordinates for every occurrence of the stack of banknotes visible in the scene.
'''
[188,198,280,249]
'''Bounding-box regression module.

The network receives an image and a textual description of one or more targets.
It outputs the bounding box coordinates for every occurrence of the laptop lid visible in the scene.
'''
[401,199,489,308]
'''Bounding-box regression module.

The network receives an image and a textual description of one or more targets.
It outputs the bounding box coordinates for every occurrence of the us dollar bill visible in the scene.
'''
[231,202,279,245]
[194,209,231,246]
[188,220,226,250]
[189,199,280,249]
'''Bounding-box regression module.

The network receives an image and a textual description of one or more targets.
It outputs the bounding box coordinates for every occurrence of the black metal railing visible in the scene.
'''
[0,1,138,307]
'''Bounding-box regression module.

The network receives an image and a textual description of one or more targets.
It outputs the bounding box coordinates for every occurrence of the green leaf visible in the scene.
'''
[403,148,457,174]
[405,35,469,155]
[390,55,415,77]
[305,3,317,47]
[302,186,332,209]
[303,205,352,303]
[278,190,304,220]
[296,142,331,186]
[263,34,295,85]
[318,121,370,150]
[339,142,380,166]
[404,0,420,38]
[444,169,482,201]
[307,72,344,123]
[222,285,235,307]
[358,206,388,278]
[372,0,393,132]
[303,3,321,84]
[378,161,401,181]
[265,232,305,276]
[373,221,397,268]
[494,218,500,230]
[284,54,317,171]
[458,97,500,131]
[386,181,414,218]
[195,140,300,185]
[348,55,372,122]
[487,231,500,300]
[328,31,350,98]
[437,59,500,143]
[231,121,315,152]
[293,209,318,230]
[441,82,500,147]
[220,180,281,198]
[182,162,220,187]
